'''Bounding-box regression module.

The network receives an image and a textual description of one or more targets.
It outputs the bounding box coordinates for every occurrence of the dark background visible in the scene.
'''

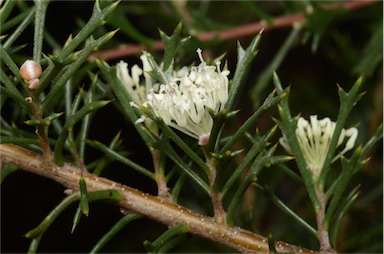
[1,1,382,253]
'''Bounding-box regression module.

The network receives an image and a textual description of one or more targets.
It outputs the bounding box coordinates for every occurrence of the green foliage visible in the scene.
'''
[24,190,123,253]
[90,213,142,253]
[1,1,382,253]
[159,22,189,71]
[144,224,189,253]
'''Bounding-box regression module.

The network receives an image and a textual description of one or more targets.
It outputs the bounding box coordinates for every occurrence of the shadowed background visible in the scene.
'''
[1,1,382,253]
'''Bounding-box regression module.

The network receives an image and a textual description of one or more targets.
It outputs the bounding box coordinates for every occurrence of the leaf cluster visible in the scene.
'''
[1,1,382,253]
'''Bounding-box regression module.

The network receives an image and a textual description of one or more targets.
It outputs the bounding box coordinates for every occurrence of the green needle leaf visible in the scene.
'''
[319,77,364,187]
[360,124,383,158]
[54,100,111,165]
[250,24,302,109]
[220,89,287,154]
[33,0,50,63]
[105,6,153,46]
[226,146,292,226]
[24,112,64,126]
[226,30,263,110]
[0,67,31,110]
[159,22,189,71]
[0,136,40,146]
[330,185,360,248]
[268,233,277,253]
[42,31,117,111]
[71,205,83,233]
[25,189,122,246]
[222,126,277,198]
[324,148,362,229]
[353,22,383,76]
[0,0,17,24]
[273,72,320,211]
[0,43,22,79]
[157,138,210,194]
[85,139,155,180]
[56,0,120,62]
[171,173,186,202]
[90,214,142,253]
[145,224,189,253]
[25,192,80,240]
[2,7,35,50]
[256,184,317,237]
[79,177,90,216]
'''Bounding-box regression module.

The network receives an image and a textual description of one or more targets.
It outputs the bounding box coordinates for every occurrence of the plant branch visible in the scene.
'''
[0,144,317,254]
[88,0,377,61]
[205,153,227,224]
[315,186,335,253]
[151,148,171,199]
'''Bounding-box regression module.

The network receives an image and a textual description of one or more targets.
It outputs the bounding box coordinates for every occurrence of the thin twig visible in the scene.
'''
[0,143,317,253]
[88,0,377,61]
[315,186,335,253]
[151,149,171,199]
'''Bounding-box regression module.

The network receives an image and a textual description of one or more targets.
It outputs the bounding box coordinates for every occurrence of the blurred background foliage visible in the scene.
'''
[1,0,382,253]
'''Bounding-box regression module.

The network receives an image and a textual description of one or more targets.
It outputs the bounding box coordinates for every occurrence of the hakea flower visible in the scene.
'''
[116,52,160,125]
[279,115,358,179]
[116,52,156,107]
[147,48,230,146]
[116,48,230,146]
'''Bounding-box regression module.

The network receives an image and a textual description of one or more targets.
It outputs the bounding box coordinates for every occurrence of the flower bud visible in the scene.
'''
[20,60,42,90]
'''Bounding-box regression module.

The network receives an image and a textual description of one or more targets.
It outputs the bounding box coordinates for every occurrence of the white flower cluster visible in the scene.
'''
[280,115,358,179]
[116,52,155,107]
[116,49,230,146]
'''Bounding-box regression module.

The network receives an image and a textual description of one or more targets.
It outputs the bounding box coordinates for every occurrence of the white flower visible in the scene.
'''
[116,49,230,146]
[116,52,160,126]
[116,51,157,107]
[279,115,358,179]
[147,49,229,146]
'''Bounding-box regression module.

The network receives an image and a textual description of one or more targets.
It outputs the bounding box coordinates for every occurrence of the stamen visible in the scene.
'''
[280,115,358,178]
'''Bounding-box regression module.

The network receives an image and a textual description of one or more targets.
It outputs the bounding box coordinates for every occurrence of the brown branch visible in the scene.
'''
[0,143,317,253]
[315,186,335,253]
[88,0,377,61]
